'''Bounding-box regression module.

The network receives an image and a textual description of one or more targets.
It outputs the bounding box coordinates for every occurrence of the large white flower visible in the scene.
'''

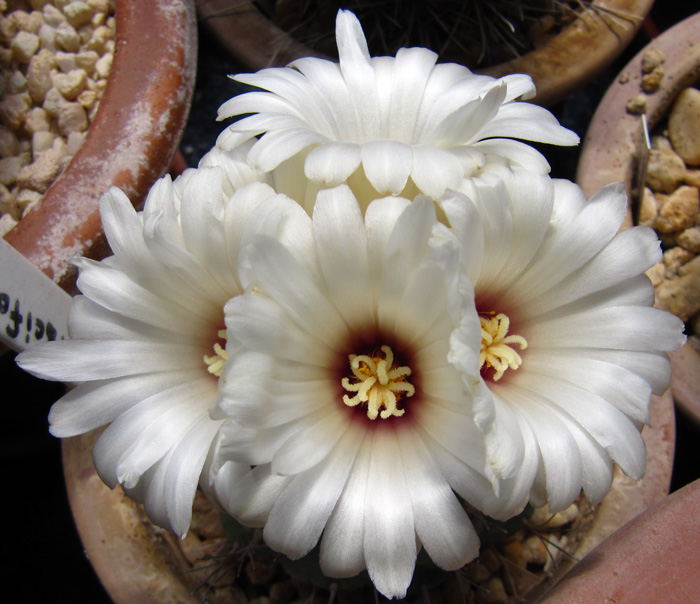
[16,146,282,537]
[211,185,501,599]
[217,10,578,212]
[441,168,686,518]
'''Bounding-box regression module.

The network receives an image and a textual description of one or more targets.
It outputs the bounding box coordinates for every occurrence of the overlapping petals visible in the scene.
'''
[16,147,279,537]
[441,169,686,518]
[217,10,579,211]
[211,185,497,599]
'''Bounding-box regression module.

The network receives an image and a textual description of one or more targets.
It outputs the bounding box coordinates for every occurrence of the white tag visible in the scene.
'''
[0,237,72,352]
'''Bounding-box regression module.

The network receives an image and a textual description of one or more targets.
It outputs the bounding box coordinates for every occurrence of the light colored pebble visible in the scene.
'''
[8,69,27,93]
[0,155,22,186]
[646,262,666,287]
[42,85,68,115]
[76,87,95,108]
[641,47,665,73]
[53,67,86,99]
[11,30,40,63]
[26,47,54,102]
[17,147,61,192]
[83,23,109,53]
[57,101,88,134]
[685,170,700,188]
[646,146,687,193]
[94,50,110,78]
[32,130,55,157]
[16,187,43,214]
[529,503,579,528]
[65,129,84,155]
[31,0,52,9]
[657,256,700,321]
[0,212,18,235]
[0,47,12,68]
[54,50,76,72]
[654,185,699,233]
[669,88,700,166]
[0,182,16,215]
[42,4,66,27]
[676,226,700,253]
[0,92,31,129]
[64,2,94,28]
[0,16,17,46]
[626,94,647,115]
[75,49,97,73]
[24,106,50,133]
[38,22,56,50]
[55,21,80,52]
[639,187,659,226]
[87,0,110,14]
[11,10,44,35]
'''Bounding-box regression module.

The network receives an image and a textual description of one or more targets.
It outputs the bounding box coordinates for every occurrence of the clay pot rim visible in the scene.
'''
[198,0,654,107]
[575,10,700,428]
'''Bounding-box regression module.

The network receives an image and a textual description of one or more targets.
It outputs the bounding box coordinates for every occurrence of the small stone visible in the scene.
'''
[0,212,18,236]
[646,147,688,193]
[53,68,87,100]
[43,86,69,116]
[0,92,31,129]
[87,0,110,13]
[17,147,61,192]
[483,576,508,604]
[676,227,700,253]
[32,130,55,157]
[63,1,93,28]
[55,21,80,52]
[57,101,88,134]
[8,70,27,94]
[654,186,699,233]
[663,247,693,274]
[11,30,40,63]
[16,187,43,215]
[30,0,51,9]
[83,23,110,53]
[77,88,95,109]
[24,106,50,133]
[11,9,44,34]
[619,72,630,84]
[42,3,66,27]
[65,130,85,155]
[94,51,111,79]
[0,48,12,69]
[54,50,77,72]
[639,187,659,226]
[668,88,700,166]
[522,535,548,567]
[0,15,17,46]
[656,256,700,320]
[641,67,665,93]
[0,156,22,186]
[626,94,647,115]
[37,22,56,50]
[529,503,579,528]
[646,262,665,287]
[75,49,98,73]
[0,126,19,157]
[641,47,665,73]
[26,47,54,103]
[685,170,700,188]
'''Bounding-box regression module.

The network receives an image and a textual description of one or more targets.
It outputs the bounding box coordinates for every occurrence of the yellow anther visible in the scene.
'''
[204,329,228,377]
[341,344,415,420]
[480,313,528,381]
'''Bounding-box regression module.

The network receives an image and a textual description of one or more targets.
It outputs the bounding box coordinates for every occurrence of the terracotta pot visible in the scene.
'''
[538,477,700,603]
[197,0,653,107]
[3,0,197,295]
[576,11,700,427]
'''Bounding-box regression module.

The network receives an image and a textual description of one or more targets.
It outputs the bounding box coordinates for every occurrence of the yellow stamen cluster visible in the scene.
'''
[480,313,528,381]
[203,329,228,377]
[341,344,415,420]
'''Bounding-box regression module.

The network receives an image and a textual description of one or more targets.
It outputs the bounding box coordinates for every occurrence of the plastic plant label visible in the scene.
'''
[0,237,72,352]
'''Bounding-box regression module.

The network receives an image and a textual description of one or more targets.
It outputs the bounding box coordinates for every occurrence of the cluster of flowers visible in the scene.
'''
[18,11,685,600]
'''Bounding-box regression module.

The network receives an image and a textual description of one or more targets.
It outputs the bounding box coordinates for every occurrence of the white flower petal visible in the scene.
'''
[360,139,413,195]
[305,142,362,185]
[363,430,416,600]
[398,427,480,570]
